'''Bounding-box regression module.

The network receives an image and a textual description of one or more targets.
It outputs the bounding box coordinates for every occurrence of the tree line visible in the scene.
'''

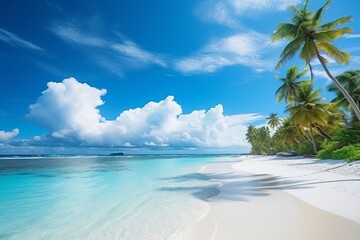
[246,0,360,162]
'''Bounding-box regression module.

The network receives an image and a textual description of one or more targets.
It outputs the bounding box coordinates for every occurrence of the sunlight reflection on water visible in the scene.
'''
[0,155,219,240]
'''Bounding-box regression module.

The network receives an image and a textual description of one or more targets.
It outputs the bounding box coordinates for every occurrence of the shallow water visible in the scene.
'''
[0,155,221,240]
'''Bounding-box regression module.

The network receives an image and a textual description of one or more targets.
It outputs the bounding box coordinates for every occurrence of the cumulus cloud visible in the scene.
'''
[27,78,263,149]
[28,78,107,141]
[175,32,280,74]
[198,0,301,28]
[0,129,19,142]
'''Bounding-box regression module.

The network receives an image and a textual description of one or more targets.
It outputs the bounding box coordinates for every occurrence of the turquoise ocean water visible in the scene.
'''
[0,155,222,240]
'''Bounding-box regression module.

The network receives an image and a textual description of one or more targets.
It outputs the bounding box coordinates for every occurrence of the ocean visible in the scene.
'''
[0,155,223,240]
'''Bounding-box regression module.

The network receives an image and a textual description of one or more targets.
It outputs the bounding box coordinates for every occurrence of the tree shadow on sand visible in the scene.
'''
[157,172,313,202]
[158,171,360,202]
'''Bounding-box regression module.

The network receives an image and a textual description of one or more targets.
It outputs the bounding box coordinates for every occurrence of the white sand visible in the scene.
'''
[192,155,360,240]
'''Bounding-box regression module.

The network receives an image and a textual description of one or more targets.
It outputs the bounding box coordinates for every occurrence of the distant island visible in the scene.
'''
[109,152,124,156]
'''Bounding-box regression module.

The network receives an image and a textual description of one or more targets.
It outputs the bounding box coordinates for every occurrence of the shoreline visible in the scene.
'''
[192,155,360,240]
[233,155,360,223]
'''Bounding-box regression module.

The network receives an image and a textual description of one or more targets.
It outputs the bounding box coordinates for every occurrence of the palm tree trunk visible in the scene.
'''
[315,125,332,140]
[309,125,318,154]
[308,62,314,82]
[302,134,312,142]
[316,50,360,121]
[300,127,312,142]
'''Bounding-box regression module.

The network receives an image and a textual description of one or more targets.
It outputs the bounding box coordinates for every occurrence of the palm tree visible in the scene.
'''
[313,103,345,140]
[275,66,307,104]
[286,82,330,154]
[267,112,282,130]
[328,70,360,119]
[246,125,274,155]
[246,125,256,144]
[272,0,360,120]
[277,117,303,145]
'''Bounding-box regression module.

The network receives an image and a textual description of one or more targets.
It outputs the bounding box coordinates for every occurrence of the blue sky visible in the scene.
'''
[0,0,360,154]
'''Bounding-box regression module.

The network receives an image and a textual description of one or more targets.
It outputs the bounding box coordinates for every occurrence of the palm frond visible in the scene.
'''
[275,87,285,103]
[275,75,286,81]
[317,42,351,64]
[275,37,303,69]
[286,66,298,79]
[328,70,360,110]
[310,89,323,102]
[312,0,332,27]
[299,39,317,62]
[319,16,352,30]
[315,27,352,42]
[327,84,338,93]
[290,6,304,22]
[296,19,312,36]
[297,68,309,78]
[303,0,310,13]
[272,23,298,41]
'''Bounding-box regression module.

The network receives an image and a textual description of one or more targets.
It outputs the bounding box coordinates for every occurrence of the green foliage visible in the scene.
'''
[246,124,315,156]
[317,140,339,159]
[348,151,360,161]
[331,145,360,161]
[327,70,360,115]
[293,141,313,155]
[317,131,360,162]
[275,66,307,104]
[267,112,282,130]
[273,0,352,68]
[332,127,360,145]
[317,126,360,161]
[246,107,359,159]
[247,126,273,155]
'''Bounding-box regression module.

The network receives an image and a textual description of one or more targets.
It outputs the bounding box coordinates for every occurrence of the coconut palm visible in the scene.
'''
[272,0,360,120]
[246,125,256,143]
[246,125,274,155]
[277,117,302,145]
[275,66,307,104]
[267,112,282,130]
[313,103,345,140]
[328,70,360,117]
[286,82,330,154]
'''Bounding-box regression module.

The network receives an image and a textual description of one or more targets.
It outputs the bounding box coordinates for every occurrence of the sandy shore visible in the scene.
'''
[192,155,360,240]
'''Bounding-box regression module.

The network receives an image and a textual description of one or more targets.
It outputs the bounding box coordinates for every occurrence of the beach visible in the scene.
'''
[193,155,360,240]
[1,154,360,239]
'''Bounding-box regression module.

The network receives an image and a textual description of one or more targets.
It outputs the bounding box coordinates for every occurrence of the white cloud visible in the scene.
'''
[0,129,19,142]
[344,34,360,39]
[229,0,295,13]
[27,78,263,149]
[49,22,166,74]
[198,0,300,27]
[175,32,279,74]
[313,69,331,82]
[311,55,360,84]
[50,24,107,47]
[111,40,166,67]
[28,78,107,140]
[0,28,43,51]
[197,1,236,28]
